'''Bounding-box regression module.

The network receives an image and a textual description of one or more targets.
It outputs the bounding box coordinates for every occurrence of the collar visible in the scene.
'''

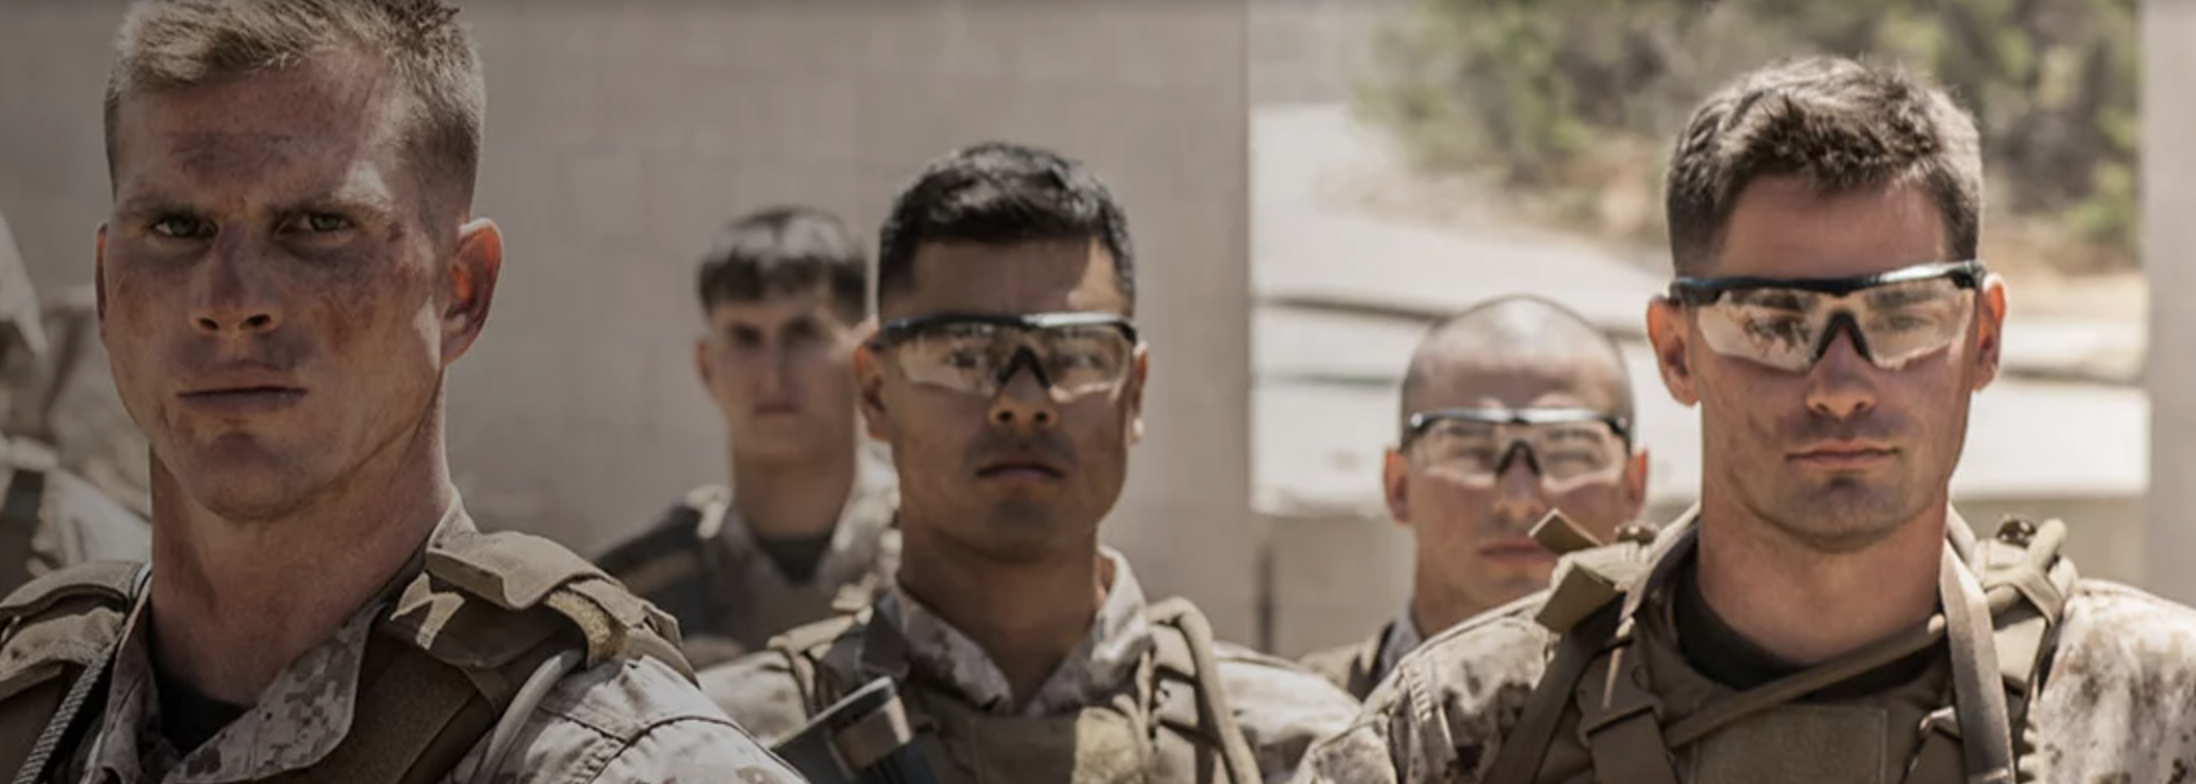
[878,547,1153,716]
[1375,606,1424,680]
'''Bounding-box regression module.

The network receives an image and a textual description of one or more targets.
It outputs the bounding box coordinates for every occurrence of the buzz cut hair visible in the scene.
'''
[103,0,486,210]
[1664,56,1983,274]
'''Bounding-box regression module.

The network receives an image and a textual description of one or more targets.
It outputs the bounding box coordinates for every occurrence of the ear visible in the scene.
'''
[93,224,109,331]
[1646,297,1699,406]
[1971,274,2007,392]
[853,342,892,441]
[1622,448,1650,519]
[1126,346,1149,445]
[1382,448,1411,526]
[693,334,715,389]
[441,218,504,365]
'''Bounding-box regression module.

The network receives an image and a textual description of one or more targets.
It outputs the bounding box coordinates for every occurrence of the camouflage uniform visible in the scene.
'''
[0,213,148,597]
[0,502,808,784]
[1293,506,2196,784]
[1297,608,1423,701]
[595,443,899,669]
[701,548,1360,784]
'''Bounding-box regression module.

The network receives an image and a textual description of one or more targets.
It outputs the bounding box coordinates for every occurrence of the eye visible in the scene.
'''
[281,212,352,235]
[150,215,212,239]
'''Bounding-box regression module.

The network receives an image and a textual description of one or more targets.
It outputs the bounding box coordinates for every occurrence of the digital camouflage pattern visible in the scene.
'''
[596,442,899,669]
[1291,508,2196,784]
[1298,609,1423,701]
[701,550,1361,784]
[37,506,807,784]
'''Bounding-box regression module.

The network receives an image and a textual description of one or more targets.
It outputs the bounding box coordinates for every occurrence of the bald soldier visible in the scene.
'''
[0,209,150,595]
[1298,295,1646,699]
[0,2,805,782]
[596,206,899,670]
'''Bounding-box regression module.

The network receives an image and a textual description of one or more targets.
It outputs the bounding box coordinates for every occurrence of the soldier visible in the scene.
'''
[0,1,808,782]
[1297,295,1647,700]
[1294,56,2196,784]
[699,141,1360,783]
[595,206,899,670]
[0,210,150,595]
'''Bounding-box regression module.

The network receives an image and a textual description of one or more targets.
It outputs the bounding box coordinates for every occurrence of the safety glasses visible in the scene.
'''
[1667,260,1986,373]
[1401,407,1631,485]
[872,312,1139,400]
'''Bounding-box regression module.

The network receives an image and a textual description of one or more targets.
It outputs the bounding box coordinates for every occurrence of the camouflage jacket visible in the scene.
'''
[9,504,806,784]
[1297,608,1422,701]
[701,549,1361,783]
[596,447,899,668]
[1291,506,2196,784]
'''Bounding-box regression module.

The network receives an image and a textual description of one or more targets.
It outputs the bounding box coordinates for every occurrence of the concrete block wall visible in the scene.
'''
[0,2,1261,642]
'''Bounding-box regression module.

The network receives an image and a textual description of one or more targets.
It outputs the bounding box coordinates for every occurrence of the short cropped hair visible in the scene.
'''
[103,0,486,209]
[1664,56,1983,274]
[876,142,1136,312]
[695,206,868,321]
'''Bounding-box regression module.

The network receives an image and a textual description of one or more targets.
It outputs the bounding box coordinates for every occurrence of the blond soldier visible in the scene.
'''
[0,210,151,595]
[1294,56,2196,784]
[0,2,805,782]
[700,142,1359,784]
[1298,295,1647,700]
[596,206,899,670]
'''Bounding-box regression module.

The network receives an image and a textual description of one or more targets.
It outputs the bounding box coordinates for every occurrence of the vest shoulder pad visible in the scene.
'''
[1535,540,1655,634]
[0,561,141,703]
[763,611,870,714]
[592,501,708,598]
[382,531,689,678]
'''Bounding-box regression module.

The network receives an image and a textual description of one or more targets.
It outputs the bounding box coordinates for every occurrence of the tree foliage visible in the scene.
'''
[1358,0,2139,265]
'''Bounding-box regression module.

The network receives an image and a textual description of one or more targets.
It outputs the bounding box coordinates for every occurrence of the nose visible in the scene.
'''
[988,360,1058,430]
[190,239,281,336]
[1491,448,1549,524]
[1805,330,1879,420]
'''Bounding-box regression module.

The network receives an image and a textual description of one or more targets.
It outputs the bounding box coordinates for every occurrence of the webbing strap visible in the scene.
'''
[1483,605,1617,784]
[1941,548,2014,784]
[1574,622,1679,784]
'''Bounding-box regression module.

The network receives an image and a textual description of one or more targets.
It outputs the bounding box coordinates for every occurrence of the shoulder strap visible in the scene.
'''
[0,439,55,593]
[0,561,145,784]
[590,495,719,639]
[1143,597,1263,784]
[765,612,868,718]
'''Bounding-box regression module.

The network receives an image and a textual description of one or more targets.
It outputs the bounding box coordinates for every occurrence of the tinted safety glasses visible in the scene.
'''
[1667,260,1986,373]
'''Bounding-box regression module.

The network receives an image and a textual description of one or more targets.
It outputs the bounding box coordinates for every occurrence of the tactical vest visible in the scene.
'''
[766,597,1265,784]
[0,529,690,784]
[600,484,898,668]
[1483,512,2077,784]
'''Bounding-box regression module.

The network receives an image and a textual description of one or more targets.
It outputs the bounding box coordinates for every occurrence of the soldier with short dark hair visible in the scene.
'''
[700,141,1359,783]
[595,205,899,670]
[0,2,806,782]
[1295,55,2196,784]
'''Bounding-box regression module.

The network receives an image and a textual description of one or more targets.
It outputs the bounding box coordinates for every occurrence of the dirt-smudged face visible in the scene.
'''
[98,52,500,524]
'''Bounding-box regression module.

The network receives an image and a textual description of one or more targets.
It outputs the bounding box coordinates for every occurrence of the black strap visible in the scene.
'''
[0,460,48,593]
[7,563,148,784]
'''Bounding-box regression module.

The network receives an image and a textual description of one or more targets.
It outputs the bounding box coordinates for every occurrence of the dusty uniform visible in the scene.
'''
[596,448,899,668]
[0,503,808,784]
[1299,609,1424,701]
[701,549,1361,784]
[1293,506,2196,784]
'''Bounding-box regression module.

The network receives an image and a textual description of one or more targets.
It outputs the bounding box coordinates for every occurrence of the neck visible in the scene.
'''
[146,410,453,705]
[1694,493,1946,666]
[1407,576,1487,642]
[897,518,1105,707]
[729,439,857,540]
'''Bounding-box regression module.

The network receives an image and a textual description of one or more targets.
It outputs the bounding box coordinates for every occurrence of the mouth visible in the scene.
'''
[1478,537,1554,563]
[1788,441,1898,469]
[977,458,1065,481]
[753,403,801,417]
[177,385,307,416]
